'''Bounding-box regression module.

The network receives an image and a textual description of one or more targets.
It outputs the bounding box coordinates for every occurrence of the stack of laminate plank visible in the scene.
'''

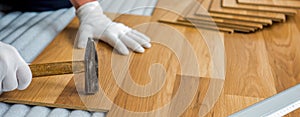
[159,0,300,33]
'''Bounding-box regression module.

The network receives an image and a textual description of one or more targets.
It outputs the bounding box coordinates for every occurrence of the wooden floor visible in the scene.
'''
[1,0,300,116]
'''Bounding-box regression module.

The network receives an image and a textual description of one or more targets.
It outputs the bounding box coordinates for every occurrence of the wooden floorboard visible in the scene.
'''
[222,0,297,16]
[223,32,277,98]
[238,0,300,9]
[159,11,235,33]
[195,0,273,25]
[262,17,300,92]
[182,2,257,32]
[208,0,286,22]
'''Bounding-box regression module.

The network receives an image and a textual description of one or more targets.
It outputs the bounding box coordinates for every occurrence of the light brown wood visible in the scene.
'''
[195,0,273,25]
[208,0,286,22]
[238,0,300,8]
[156,0,239,32]
[179,19,256,32]
[159,11,234,33]
[212,94,264,117]
[159,0,261,33]
[177,1,264,29]
[181,2,257,32]
[262,16,300,92]
[29,61,84,77]
[179,16,263,29]
[223,31,278,98]
[0,0,300,116]
[222,0,297,16]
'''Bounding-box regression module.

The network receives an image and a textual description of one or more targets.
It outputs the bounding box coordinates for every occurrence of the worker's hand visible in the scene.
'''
[75,1,151,55]
[0,42,32,95]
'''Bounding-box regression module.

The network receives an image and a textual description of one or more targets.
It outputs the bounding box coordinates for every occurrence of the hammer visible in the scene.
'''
[29,38,99,95]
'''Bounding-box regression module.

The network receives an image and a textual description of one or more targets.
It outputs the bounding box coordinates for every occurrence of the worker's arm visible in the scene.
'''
[0,42,32,95]
[69,0,151,55]
[70,0,96,9]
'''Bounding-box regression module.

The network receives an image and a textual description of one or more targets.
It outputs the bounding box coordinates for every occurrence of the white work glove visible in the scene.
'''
[76,1,151,55]
[0,42,32,94]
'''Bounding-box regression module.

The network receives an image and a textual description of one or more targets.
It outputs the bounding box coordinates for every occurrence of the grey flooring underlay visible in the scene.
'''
[0,0,157,116]
[0,102,106,117]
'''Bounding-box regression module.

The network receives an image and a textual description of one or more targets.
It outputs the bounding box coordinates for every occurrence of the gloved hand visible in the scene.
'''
[75,1,151,55]
[0,42,32,94]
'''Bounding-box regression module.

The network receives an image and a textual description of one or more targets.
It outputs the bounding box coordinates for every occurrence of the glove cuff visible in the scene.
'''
[76,1,104,21]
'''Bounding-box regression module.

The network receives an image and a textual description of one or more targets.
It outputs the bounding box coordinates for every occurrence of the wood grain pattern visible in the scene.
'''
[0,75,73,108]
[177,1,264,29]
[159,11,234,33]
[158,0,263,33]
[238,0,300,8]
[222,0,297,16]
[0,0,300,116]
[180,17,263,29]
[157,0,236,33]
[180,19,256,32]
[182,2,257,32]
[210,94,264,117]
[29,61,84,77]
[223,32,277,98]
[262,17,300,92]
[208,0,286,22]
[195,0,273,25]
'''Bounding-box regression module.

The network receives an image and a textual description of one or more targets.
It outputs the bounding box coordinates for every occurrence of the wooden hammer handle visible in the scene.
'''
[29,61,85,77]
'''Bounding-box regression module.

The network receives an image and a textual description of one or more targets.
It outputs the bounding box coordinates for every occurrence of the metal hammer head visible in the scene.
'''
[84,38,99,94]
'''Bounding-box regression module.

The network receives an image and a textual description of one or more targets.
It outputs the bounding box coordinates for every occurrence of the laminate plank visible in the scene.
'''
[106,22,187,116]
[208,0,286,22]
[126,21,224,78]
[54,79,87,110]
[159,12,234,33]
[157,0,232,32]
[179,19,256,33]
[107,45,181,116]
[108,76,214,117]
[158,0,255,33]
[294,10,300,33]
[195,0,273,25]
[222,0,297,16]
[0,75,73,108]
[179,77,212,117]
[182,2,257,32]
[262,17,300,92]
[180,16,263,29]
[223,32,277,98]
[238,0,300,9]
[108,15,223,116]
[210,94,264,116]
[285,108,300,117]
[178,2,263,29]
[159,0,265,31]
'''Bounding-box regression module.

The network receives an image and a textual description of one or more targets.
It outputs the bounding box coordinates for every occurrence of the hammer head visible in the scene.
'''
[84,38,99,94]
